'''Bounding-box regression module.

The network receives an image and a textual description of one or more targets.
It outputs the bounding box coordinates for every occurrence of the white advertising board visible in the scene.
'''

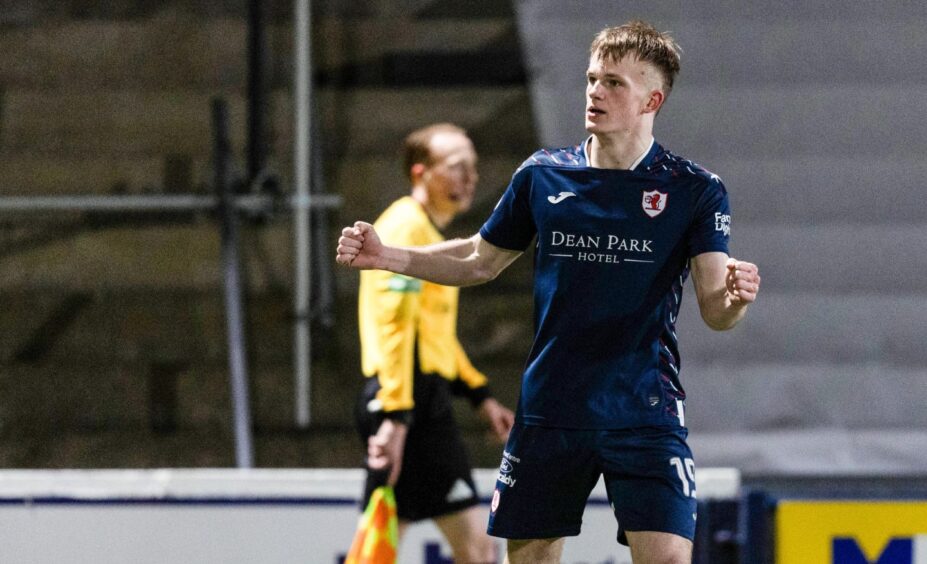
[0,468,738,563]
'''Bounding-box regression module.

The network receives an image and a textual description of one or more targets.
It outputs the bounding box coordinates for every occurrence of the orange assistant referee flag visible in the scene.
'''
[344,486,399,564]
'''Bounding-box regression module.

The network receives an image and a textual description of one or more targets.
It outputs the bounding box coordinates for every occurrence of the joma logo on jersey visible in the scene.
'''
[547,191,576,204]
[642,189,668,218]
[833,535,927,564]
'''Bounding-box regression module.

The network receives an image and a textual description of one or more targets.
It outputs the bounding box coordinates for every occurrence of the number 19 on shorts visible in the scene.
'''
[670,457,696,498]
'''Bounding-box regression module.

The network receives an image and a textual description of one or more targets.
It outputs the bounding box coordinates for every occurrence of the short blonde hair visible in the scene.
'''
[590,21,682,98]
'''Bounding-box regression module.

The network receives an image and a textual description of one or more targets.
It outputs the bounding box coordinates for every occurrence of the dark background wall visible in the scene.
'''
[0,0,534,469]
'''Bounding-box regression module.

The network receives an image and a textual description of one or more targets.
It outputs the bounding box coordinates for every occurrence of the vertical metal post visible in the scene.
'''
[246,0,267,183]
[213,98,255,467]
[310,107,335,329]
[293,0,312,428]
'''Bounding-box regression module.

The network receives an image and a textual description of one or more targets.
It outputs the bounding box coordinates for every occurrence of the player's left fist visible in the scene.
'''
[725,258,760,304]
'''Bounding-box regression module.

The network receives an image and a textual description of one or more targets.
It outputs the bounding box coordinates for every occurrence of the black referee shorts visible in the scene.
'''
[355,372,480,522]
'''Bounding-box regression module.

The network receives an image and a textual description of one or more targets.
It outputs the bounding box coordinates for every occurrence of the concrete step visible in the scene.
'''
[667,17,927,87]
[0,16,514,89]
[0,418,502,469]
[683,361,927,433]
[729,222,927,293]
[676,290,927,367]
[317,86,534,158]
[659,84,927,160]
[0,357,352,432]
[0,424,365,469]
[0,292,67,362]
[0,222,292,291]
[0,289,294,365]
[313,18,513,73]
[3,85,530,158]
[0,1,295,27]
[516,14,927,87]
[518,0,927,26]
[709,156,927,223]
[693,428,927,475]
[0,154,206,195]
[0,0,477,26]
[0,16,251,90]
[0,356,511,468]
[0,88,264,157]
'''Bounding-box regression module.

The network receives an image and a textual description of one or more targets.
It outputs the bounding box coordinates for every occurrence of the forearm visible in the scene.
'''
[699,291,749,331]
[376,235,513,287]
[691,252,759,331]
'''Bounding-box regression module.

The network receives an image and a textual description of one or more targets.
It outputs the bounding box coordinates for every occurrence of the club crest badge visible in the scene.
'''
[642,189,668,218]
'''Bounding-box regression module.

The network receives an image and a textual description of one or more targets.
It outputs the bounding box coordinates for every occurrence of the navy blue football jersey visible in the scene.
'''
[479,138,731,429]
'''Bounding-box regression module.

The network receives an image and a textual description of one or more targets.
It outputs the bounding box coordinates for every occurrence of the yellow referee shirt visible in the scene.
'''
[359,196,488,414]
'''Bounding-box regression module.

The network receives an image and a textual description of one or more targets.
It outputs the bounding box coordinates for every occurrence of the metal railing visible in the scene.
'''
[0,0,337,468]
[0,100,339,468]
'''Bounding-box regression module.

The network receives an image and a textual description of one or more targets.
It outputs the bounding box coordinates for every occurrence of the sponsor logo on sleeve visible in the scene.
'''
[714,212,731,236]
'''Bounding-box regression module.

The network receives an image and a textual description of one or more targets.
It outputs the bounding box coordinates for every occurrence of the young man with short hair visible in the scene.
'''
[339,22,760,564]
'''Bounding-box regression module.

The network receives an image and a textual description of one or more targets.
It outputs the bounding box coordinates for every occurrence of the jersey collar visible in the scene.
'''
[628,137,656,171]
[582,136,656,171]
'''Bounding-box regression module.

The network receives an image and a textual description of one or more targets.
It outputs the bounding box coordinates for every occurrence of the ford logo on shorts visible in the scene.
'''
[500,459,513,474]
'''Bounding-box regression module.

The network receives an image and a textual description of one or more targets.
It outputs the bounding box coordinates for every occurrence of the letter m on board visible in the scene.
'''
[832,536,927,564]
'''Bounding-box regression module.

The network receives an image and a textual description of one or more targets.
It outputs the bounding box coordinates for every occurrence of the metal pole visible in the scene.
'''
[213,98,255,467]
[310,103,335,329]
[0,193,340,213]
[246,0,267,184]
[293,0,312,429]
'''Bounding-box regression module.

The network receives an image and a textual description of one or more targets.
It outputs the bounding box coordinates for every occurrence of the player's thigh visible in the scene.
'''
[600,427,698,544]
[433,505,497,563]
[504,538,565,564]
[488,424,600,539]
[626,530,692,564]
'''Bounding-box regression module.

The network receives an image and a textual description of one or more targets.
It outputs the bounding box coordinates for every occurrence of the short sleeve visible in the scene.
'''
[479,167,536,251]
[687,177,731,257]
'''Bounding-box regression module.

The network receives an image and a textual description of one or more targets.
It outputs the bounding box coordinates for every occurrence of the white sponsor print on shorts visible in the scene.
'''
[496,473,517,487]
[491,488,501,513]
[497,452,518,487]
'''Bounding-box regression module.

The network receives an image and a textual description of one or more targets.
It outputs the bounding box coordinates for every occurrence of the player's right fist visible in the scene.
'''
[336,221,382,269]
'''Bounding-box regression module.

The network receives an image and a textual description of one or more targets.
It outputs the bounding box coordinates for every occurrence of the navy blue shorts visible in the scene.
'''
[486,423,697,545]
